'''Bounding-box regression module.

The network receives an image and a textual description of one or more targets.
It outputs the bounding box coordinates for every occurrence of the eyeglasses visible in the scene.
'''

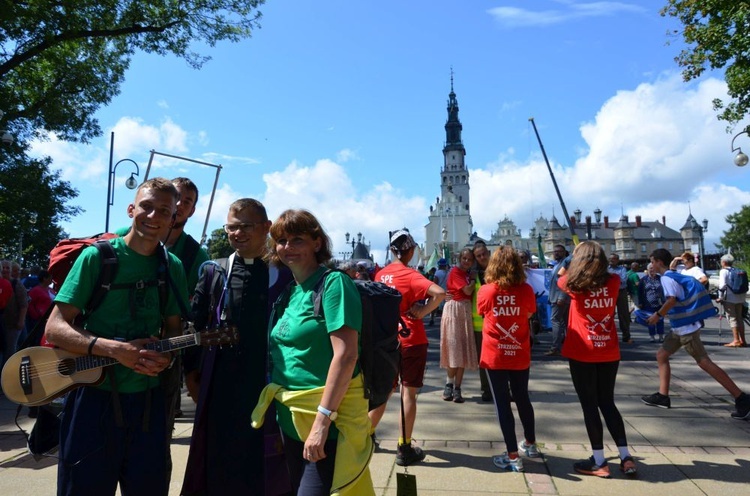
[224,222,259,233]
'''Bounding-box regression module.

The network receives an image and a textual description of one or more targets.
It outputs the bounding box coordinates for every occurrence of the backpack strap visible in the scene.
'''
[84,240,120,319]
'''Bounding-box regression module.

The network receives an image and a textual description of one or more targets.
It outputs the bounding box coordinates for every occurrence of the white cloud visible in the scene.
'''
[487,2,647,28]
[469,75,746,250]
[336,148,359,163]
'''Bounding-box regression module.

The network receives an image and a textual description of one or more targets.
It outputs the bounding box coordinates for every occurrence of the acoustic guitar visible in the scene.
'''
[1,327,238,407]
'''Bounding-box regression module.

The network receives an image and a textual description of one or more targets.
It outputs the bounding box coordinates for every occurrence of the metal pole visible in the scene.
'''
[529,118,579,245]
[105,132,114,232]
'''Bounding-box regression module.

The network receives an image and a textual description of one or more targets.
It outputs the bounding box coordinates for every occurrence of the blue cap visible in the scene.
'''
[438,258,447,266]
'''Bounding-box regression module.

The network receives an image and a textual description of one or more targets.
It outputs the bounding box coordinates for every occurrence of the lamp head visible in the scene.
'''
[1,131,13,145]
[125,174,138,190]
[734,151,749,167]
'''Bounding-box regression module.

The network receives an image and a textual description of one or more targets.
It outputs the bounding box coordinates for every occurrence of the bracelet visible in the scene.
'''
[87,336,99,355]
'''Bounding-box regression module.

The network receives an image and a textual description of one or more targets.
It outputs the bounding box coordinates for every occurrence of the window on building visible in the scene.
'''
[657,242,663,248]
[668,242,673,249]
[641,243,646,252]
[611,244,616,252]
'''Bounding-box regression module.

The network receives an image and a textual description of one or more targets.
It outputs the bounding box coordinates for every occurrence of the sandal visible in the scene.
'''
[724,342,742,347]
[620,456,637,475]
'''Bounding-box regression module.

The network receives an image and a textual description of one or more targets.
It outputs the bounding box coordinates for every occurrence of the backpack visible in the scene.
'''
[726,267,749,294]
[272,269,408,410]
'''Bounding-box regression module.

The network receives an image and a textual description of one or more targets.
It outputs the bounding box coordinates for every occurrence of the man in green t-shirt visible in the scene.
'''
[46,177,188,496]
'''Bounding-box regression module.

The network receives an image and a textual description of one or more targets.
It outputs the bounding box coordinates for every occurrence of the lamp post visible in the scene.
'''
[105,132,140,232]
[731,130,749,167]
[0,109,12,145]
[18,212,38,264]
[344,232,356,260]
[699,218,708,269]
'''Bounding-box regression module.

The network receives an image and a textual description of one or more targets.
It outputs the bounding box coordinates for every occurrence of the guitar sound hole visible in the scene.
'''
[58,359,76,376]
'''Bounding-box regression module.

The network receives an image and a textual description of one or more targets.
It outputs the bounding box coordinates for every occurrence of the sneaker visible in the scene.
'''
[442,383,454,401]
[649,336,656,343]
[396,443,426,466]
[493,453,524,472]
[731,392,750,420]
[453,387,464,403]
[620,456,637,475]
[573,456,611,478]
[658,335,664,343]
[481,391,492,402]
[518,440,540,458]
[544,349,561,356]
[641,392,671,409]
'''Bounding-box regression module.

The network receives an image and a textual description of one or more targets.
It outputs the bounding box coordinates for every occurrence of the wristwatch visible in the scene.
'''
[317,404,338,421]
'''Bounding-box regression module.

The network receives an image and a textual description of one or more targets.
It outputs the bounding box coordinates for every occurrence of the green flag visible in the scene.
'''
[537,236,547,267]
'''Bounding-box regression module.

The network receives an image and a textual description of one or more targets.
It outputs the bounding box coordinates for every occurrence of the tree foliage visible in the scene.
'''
[719,204,750,265]
[661,1,750,132]
[0,0,265,266]
[206,228,233,260]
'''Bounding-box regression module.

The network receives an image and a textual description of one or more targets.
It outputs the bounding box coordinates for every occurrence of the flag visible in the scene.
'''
[426,247,439,271]
[537,236,547,267]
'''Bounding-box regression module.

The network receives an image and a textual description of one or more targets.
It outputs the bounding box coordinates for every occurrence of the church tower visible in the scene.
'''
[425,72,474,263]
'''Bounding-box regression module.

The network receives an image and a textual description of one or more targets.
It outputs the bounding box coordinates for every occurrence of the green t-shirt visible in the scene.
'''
[114,226,208,295]
[55,237,189,393]
[270,267,362,439]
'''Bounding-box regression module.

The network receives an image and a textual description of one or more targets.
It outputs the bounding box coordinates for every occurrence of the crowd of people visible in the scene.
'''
[2,176,749,495]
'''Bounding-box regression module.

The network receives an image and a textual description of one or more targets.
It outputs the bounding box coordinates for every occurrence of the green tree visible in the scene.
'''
[719,204,750,264]
[0,0,265,264]
[661,2,750,132]
[206,228,233,260]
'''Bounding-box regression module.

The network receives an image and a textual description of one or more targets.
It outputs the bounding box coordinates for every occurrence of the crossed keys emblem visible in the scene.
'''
[495,322,523,346]
[585,314,611,335]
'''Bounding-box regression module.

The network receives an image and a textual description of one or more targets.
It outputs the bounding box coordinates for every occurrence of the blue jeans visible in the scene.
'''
[282,434,338,496]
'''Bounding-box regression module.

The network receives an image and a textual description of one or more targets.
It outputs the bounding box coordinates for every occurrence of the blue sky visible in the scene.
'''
[30,0,750,264]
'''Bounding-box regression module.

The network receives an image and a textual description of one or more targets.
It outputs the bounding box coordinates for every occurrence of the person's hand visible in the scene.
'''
[117,337,171,376]
[303,417,330,463]
[646,312,661,325]
[406,302,427,320]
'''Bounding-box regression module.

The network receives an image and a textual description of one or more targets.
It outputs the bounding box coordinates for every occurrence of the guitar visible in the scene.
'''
[0,327,238,407]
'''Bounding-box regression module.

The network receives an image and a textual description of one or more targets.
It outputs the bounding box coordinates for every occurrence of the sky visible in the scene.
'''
[29,0,750,265]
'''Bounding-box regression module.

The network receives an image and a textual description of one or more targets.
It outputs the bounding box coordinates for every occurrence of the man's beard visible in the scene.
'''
[172,219,187,230]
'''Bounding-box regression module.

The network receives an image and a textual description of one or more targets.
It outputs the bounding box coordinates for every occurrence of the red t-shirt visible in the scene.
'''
[28,285,54,320]
[558,273,621,363]
[377,262,434,347]
[476,282,536,370]
[0,277,11,310]
[447,266,473,302]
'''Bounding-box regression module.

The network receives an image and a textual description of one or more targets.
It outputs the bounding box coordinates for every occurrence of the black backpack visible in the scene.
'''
[272,269,408,410]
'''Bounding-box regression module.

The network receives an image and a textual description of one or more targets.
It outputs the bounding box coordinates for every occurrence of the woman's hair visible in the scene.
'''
[458,248,475,265]
[267,209,333,266]
[564,241,611,292]
[484,246,526,288]
[681,251,695,264]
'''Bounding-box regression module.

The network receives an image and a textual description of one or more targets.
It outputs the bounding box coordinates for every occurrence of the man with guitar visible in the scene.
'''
[45,178,189,496]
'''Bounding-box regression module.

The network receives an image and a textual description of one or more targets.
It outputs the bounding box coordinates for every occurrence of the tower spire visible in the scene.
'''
[450,66,454,93]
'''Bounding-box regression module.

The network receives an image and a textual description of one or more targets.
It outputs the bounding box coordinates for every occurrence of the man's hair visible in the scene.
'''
[473,240,488,250]
[229,198,268,221]
[172,177,199,203]
[720,253,735,265]
[136,177,179,201]
[268,209,333,266]
[650,248,672,266]
[609,252,620,260]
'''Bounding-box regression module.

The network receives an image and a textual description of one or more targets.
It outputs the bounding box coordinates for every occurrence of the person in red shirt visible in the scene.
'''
[477,246,537,472]
[558,241,636,478]
[369,228,445,467]
[440,248,478,403]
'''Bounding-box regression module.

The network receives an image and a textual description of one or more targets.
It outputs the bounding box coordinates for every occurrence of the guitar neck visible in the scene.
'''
[74,334,199,371]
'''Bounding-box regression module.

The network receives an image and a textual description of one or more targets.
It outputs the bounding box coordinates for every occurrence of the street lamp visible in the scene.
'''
[699,218,708,269]
[105,132,139,232]
[18,212,38,264]
[731,130,749,167]
[0,109,12,145]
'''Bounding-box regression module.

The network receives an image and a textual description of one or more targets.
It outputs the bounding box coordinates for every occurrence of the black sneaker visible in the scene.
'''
[641,392,671,409]
[453,387,464,403]
[573,456,611,478]
[731,392,750,420]
[481,391,492,402]
[396,443,426,466]
[442,383,454,401]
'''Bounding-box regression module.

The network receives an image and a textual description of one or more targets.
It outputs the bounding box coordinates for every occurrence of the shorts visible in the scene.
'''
[397,344,428,388]
[662,329,708,362]
[722,301,744,328]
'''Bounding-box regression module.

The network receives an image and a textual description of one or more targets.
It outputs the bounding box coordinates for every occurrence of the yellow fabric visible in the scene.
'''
[251,374,375,496]
[472,274,484,332]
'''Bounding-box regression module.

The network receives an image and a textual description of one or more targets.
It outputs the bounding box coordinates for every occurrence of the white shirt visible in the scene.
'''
[661,274,701,336]
[680,266,707,282]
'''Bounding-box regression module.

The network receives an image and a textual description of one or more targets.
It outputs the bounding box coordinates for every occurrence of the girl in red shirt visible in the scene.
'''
[476,246,537,472]
[440,248,478,403]
[558,241,636,478]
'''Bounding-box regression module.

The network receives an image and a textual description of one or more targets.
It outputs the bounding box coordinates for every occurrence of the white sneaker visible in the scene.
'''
[493,453,524,472]
[518,440,540,458]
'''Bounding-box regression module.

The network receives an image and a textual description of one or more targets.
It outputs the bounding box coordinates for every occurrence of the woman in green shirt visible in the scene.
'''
[268,209,369,495]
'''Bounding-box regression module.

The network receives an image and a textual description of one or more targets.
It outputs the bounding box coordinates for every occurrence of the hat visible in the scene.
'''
[438,258,447,266]
[389,228,416,252]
